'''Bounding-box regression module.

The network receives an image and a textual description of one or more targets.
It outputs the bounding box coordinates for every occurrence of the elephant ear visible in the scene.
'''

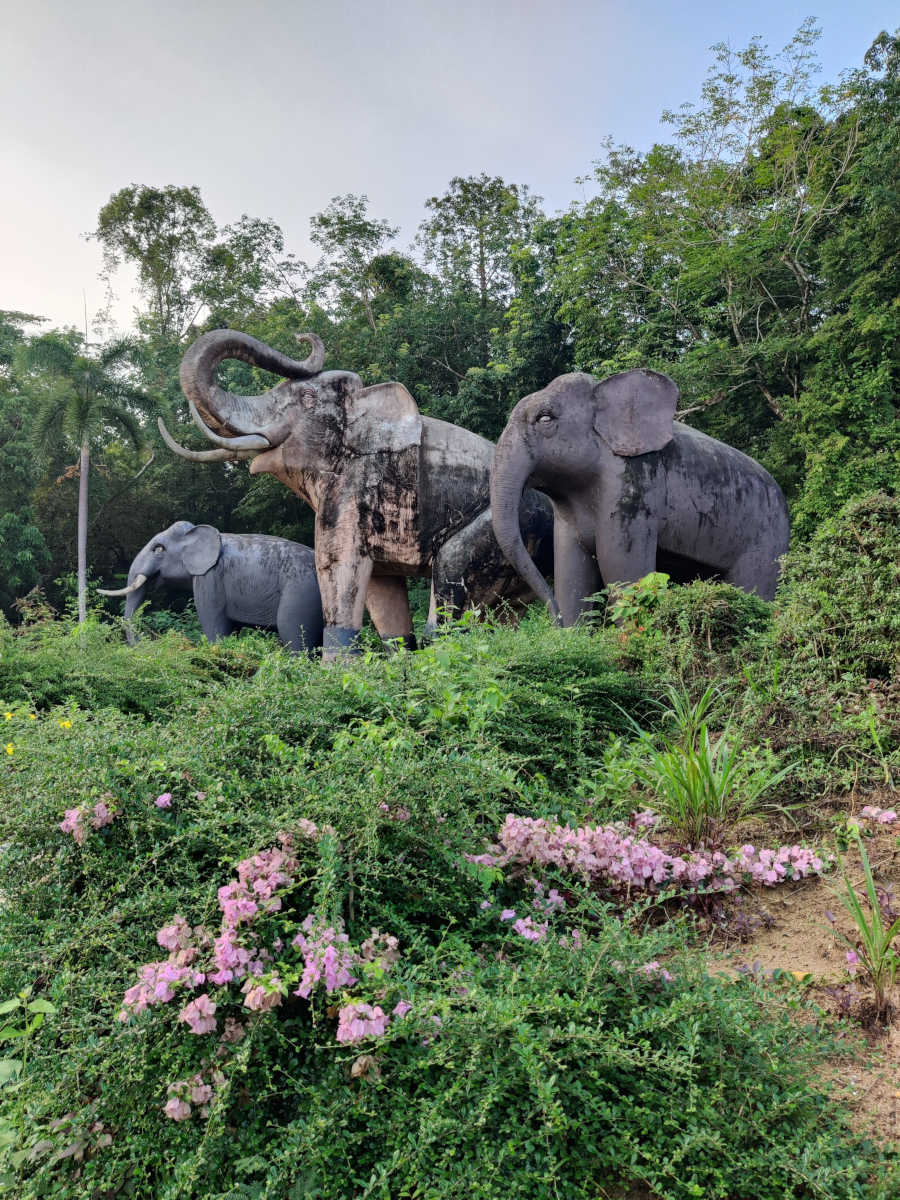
[345,382,422,455]
[592,369,677,457]
[182,524,222,576]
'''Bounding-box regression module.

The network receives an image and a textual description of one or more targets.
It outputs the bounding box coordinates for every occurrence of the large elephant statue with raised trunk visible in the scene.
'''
[98,521,323,653]
[489,370,790,625]
[158,331,553,658]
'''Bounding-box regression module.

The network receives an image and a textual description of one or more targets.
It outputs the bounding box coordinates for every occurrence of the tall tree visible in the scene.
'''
[547,21,861,474]
[18,333,152,621]
[0,311,51,612]
[417,174,543,309]
[93,185,217,339]
[307,194,399,332]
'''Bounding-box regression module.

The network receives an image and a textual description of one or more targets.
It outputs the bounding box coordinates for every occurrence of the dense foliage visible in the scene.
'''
[1,606,898,1198]
[0,24,896,612]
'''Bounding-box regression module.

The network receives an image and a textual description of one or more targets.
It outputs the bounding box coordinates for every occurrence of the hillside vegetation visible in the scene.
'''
[1,507,898,1197]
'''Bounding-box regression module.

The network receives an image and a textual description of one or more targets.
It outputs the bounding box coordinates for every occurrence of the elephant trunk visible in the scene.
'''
[490,431,561,621]
[123,574,151,645]
[179,329,325,438]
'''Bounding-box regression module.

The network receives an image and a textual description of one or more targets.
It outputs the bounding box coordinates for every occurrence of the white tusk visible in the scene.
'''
[187,397,270,451]
[158,418,242,462]
[98,573,148,598]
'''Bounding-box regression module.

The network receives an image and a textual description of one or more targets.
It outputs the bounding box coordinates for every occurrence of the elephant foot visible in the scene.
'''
[322,625,362,663]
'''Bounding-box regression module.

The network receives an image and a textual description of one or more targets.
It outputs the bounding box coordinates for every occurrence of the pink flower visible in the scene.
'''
[242,982,282,1013]
[846,950,860,972]
[190,1079,213,1105]
[392,999,412,1018]
[155,792,173,809]
[500,909,516,921]
[163,1097,192,1121]
[335,1002,389,1044]
[60,807,87,845]
[178,993,217,1035]
[479,899,492,910]
[157,915,192,953]
[91,801,114,829]
[513,916,548,942]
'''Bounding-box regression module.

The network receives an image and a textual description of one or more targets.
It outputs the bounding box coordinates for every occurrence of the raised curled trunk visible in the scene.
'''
[490,431,560,620]
[180,329,325,437]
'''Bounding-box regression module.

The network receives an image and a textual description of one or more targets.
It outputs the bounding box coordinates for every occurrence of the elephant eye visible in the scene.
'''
[153,545,165,554]
[536,412,555,424]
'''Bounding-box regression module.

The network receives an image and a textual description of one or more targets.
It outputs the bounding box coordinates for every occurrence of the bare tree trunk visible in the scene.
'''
[77,437,89,623]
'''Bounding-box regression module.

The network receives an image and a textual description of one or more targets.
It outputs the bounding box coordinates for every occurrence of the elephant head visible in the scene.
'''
[490,369,678,618]
[158,330,421,489]
[98,521,222,639]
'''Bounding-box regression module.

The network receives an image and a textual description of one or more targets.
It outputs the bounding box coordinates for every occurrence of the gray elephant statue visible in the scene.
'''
[98,521,324,653]
[489,370,790,624]
[158,331,552,658]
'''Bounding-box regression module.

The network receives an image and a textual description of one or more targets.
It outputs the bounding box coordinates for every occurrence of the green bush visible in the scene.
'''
[776,493,900,688]
[0,620,895,1197]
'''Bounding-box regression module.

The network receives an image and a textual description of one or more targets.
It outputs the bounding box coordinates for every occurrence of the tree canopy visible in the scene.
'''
[1,23,897,615]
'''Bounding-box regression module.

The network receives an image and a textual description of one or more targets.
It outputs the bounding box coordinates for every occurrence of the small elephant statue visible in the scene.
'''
[98,521,323,653]
[490,370,790,624]
[158,331,553,658]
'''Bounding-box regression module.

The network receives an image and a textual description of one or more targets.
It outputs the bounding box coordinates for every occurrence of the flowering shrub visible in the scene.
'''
[468,813,827,897]
[59,798,118,844]
[117,830,406,1117]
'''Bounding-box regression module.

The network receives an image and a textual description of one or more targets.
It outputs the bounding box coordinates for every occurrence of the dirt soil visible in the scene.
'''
[706,822,900,1146]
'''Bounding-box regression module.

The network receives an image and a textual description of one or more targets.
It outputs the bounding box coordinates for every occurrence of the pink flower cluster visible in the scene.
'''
[336,1002,389,1043]
[59,798,117,845]
[467,814,827,897]
[118,828,408,1056]
[164,1067,225,1121]
[119,835,305,1028]
[292,915,358,999]
[860,805,898,824]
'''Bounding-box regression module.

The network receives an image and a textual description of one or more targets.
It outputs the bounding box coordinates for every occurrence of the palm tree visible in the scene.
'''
[18,332,152,623]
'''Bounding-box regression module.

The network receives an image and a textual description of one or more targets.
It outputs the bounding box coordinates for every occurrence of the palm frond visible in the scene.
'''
[98,404,144,452]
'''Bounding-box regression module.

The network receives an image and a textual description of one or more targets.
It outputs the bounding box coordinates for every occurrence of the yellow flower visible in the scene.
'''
[28,713,36,720]
[58,719,72,730]
[3,713,10,721]
[5,744,13,756]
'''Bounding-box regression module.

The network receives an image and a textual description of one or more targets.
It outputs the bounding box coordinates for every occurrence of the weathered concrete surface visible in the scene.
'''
[102,522,324,653]
[161,331,556,656]
[490,370,790,624]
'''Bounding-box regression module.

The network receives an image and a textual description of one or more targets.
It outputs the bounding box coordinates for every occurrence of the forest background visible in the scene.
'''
[0,21,897,618]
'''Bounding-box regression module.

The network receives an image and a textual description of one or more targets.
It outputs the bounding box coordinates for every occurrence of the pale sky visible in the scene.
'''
[1,0,896,332]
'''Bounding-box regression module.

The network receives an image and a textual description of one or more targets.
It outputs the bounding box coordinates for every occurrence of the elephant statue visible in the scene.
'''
[98,521,324,653]
[489,370,790,624]
[158,331,553,658]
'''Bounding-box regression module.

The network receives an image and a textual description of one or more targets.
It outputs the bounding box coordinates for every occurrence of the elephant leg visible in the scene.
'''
[554,518,602,626]
[365,576,416,651]
[192,572,235,644]
[431,510,516,623]
[723,550,779,602]
[276,587,325,656]
[594,519,658,600]
[316,554,373,662]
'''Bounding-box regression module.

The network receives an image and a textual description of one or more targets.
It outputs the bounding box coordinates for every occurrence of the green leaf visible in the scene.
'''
[25,998,56,1015]
[0,1060,22,1083]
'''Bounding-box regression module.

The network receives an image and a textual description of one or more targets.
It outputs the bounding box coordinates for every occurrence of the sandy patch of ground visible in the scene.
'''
[705,824,900,1145]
